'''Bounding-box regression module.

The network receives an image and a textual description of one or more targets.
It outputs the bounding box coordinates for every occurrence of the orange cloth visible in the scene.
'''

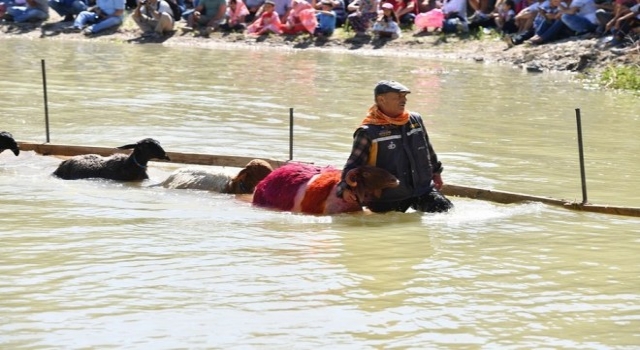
[360,104,409,126]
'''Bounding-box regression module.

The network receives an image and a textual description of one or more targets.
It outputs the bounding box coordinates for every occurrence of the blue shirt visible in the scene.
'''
[316,10,336,32]
[97,0,124,15]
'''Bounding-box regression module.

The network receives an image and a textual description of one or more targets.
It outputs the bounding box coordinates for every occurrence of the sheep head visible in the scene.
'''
[228,159,274,194]
[0,131,20,156]
[118,138,170,162]
[345,166,400,205]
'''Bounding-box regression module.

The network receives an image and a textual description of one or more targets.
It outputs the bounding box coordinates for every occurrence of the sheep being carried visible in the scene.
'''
[53,138,170,181]
[252,162,399,214]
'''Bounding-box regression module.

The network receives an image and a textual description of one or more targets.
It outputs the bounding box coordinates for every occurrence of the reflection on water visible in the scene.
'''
[1,38,639,349]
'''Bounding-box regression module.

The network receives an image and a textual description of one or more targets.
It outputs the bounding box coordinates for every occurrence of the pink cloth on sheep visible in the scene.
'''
[253,163,335,211]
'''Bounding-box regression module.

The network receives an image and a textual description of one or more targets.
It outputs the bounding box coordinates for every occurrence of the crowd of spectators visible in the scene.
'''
[0,0,638,49]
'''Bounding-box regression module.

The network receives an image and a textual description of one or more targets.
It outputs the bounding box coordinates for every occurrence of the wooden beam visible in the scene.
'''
[17,141,640,217]
[18,141,287,169]
[442,184,640,217]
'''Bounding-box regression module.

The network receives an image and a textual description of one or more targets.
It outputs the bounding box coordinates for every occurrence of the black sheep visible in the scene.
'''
[53,138,170,181]
[0,131,20,156]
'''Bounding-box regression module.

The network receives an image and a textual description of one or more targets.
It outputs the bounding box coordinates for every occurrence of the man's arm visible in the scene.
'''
[337,129,371,199]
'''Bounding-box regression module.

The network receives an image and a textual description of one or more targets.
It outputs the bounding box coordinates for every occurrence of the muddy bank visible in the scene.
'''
[1,13,638,76]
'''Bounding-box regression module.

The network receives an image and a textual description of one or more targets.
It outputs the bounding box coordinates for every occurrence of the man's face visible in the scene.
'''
[376,92,408,117]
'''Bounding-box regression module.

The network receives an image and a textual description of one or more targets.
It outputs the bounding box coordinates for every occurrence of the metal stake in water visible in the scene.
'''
[575,108,588,204]
[41,59,50,143]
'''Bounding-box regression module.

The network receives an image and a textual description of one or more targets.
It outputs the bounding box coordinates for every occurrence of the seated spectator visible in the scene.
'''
[243,0,263,21]
[527,0,572,44]
[514,0,544,33]
[394,0,418,26]
[68,0,124,35]
[186,0,227,32]
[372,2,402,37]
[314,0,336,35]
[132,0,174,35]
[283,0,315,34]
[414,7,444,32]
[346,0,378,35]
[324,0,345,26]
[48,0,87,22]
[3,0,49,23]
[560,0,598,35]
[467,0,494,23]
[494,0,517,33]
[607,0,639,45]
[221,0,249,31]
[598,0,634,35]
[441,0,469,32]
[246,0,283,33]
[253,0,288,21]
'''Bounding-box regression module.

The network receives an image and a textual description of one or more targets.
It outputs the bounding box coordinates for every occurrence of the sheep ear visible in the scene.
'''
[117,143,136,150]
[345,168,359,187]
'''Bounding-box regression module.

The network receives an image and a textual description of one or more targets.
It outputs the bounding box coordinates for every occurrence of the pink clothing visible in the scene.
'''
[227,0,250,25]
[415,8,444,29]
[288,0,313,23]
[247,10,284,34]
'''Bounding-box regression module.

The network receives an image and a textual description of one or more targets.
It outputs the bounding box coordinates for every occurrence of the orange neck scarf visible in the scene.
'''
[361,104,410,126]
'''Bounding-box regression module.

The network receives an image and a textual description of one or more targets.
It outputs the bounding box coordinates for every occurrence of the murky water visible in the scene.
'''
[1,38,639,349]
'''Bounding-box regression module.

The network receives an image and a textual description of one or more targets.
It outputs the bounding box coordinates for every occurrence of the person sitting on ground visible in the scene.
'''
[314,0,336,36]
[467,0,494,23]
[504,0,550,45]
[599,0,634,36]
[246,0,283,33]
[514,0,544,33]
[559,0,599,35]
[242,0,262,21]
[48,0,87,22]
[132,0,174,35]
[69,0,124,35]
[336,80,454,214]
[441,0,470,32]
[526,0,571,44]
[393,0,418,26]
[3,0,48,23]
[494,0,517,33]
[186,0,227,33]
[372,2,402,38]
[220,0,249,31]
[253,0,289,22]
[282,0,316,34]
[346,0,378,36]
[320,0,345,26]
[607,0,639,46]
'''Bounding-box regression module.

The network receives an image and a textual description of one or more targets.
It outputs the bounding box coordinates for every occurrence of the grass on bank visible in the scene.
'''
[600,64,640,91]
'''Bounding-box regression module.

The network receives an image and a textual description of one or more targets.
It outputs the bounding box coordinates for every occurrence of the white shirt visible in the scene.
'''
[141,0,173,18]
[568,0,598,24]
[442,0,466,16]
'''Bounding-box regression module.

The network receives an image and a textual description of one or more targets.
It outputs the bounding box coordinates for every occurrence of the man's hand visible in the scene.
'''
[433,173,443,190]
[341,188,358,203]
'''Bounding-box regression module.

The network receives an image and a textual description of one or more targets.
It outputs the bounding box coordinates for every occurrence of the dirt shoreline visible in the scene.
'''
[2,12,638,76]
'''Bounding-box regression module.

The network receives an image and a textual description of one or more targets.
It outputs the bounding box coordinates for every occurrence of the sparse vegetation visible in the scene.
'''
[600,64,640,91]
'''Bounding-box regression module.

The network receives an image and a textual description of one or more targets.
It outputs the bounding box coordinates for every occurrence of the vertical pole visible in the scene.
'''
[289,107,293,161]
[41,59,51,143]
[575,108,588,204]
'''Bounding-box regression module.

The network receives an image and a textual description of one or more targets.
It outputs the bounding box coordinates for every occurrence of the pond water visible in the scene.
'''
[1,38,639,349]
